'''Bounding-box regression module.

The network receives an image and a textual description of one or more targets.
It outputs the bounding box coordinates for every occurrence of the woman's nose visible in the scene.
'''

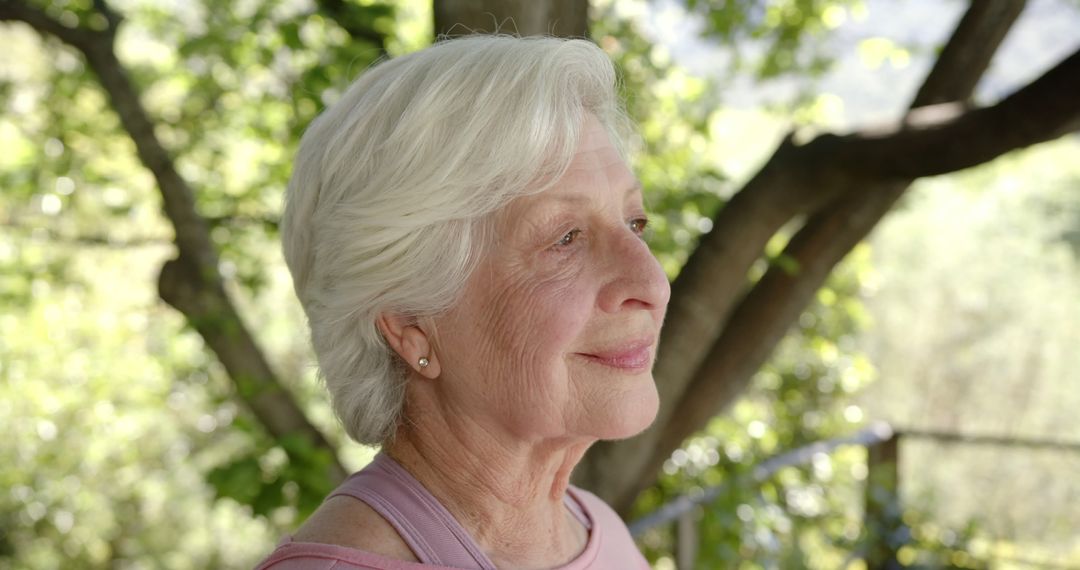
[597,227,672,314]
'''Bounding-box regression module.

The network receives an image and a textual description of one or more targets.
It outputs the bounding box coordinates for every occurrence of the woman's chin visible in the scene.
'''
[591,376,660,441]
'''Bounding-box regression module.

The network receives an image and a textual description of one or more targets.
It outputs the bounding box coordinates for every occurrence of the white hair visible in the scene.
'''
[281,35,630,445]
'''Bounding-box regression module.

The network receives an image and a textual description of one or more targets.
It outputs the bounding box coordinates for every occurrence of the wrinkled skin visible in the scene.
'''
[425,115,671,447]
[330,114,671,567]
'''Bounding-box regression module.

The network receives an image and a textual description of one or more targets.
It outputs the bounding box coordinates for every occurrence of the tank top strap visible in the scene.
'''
[328,453,497,569]
[563,487,592,530]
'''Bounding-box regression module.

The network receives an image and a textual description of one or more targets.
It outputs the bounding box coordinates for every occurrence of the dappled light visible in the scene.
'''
[2,0,1079,568]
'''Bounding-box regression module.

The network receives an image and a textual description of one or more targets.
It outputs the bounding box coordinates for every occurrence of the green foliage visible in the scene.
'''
[591,6,886,565]
[684,0,862,79]
[633,242,878,568]
[592,1,730,277]
[0,242,278,568]
[591,0,857,278]
[3,0,1078,567]
[858,139,1080,566]
[205,430,336,519]
[590,4,1080,566]
[0,0,396,566]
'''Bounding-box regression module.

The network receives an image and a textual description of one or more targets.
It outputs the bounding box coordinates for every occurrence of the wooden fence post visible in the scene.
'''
[865,432,902,569]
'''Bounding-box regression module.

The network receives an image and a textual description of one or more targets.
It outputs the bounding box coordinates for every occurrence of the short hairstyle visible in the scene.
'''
[281,35,629,445]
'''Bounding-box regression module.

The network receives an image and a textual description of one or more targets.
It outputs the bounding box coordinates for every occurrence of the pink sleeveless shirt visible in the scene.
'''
[255,454,650,569]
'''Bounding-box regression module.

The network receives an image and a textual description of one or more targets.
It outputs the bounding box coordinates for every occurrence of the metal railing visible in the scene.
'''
[628,422,894,536]
[629,422,1080,569]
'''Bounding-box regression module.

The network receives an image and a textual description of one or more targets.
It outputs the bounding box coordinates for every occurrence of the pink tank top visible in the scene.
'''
[329,454,590,568]
[256,454,651,569]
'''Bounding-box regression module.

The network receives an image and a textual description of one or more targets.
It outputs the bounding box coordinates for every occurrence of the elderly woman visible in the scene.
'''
[257,34,670,569]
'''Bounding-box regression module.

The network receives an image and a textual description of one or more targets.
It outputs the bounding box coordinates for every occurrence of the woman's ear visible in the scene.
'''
[375,313,440,378]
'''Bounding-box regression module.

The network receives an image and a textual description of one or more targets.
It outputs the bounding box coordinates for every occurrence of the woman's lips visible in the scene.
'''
[578,341,654,372]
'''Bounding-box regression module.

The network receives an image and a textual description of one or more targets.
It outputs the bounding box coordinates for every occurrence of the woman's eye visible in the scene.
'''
[556,229,582,247]
[629,217,649,236]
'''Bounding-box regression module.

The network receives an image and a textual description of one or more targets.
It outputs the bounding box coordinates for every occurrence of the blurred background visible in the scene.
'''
[1,0,1078,568]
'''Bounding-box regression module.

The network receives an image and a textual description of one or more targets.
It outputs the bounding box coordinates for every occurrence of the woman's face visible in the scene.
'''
[429,115,670,443]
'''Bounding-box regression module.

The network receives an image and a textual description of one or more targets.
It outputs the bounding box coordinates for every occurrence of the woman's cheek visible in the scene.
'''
[526,274,595,348]
[493,248,598,361]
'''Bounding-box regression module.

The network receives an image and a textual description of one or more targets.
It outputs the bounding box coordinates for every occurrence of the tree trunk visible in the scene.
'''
[8,0,1080,525]
[575,0,1040,515]
[0,0,349,485]
[424,0,1077,518]
[434,0,588,38]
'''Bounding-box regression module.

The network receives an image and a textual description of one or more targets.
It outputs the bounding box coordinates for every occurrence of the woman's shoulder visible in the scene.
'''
[254,539,433,570]
[292,495,418,559]
[255,495,424,570]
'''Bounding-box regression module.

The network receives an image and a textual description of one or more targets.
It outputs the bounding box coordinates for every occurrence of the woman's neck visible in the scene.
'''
[384,407,594,568]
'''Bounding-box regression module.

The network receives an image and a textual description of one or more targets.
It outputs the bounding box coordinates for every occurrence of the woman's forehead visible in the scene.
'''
[499,175,643,229]
[495,117,640,226]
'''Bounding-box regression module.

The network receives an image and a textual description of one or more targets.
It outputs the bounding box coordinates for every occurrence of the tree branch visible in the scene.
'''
[652,180,909,464]
[91,0,123,32]
[911,0,1027,108]
[639,0,1037,514]
[843,46,1080,179]
[575,135,841,499]
[316,0,389,58]
[0,0,98,49]
[434,0,589,38]
[1,0,347,483]
[580,0,1037,514]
